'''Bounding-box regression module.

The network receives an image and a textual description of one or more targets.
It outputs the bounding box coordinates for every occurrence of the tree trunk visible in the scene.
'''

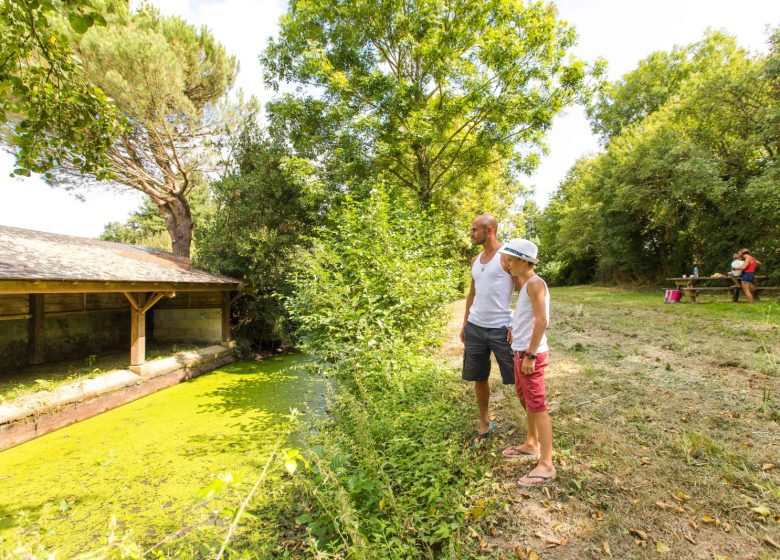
[414,143,432,204]
[158,194,193,257]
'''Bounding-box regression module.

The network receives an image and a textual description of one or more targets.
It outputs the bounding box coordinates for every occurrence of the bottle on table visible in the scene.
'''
[693,266,699,277]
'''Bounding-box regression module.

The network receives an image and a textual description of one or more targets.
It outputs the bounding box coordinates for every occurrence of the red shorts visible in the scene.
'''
[513,351,550,412]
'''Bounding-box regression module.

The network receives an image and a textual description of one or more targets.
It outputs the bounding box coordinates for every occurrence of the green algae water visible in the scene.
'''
[0,354,324,555]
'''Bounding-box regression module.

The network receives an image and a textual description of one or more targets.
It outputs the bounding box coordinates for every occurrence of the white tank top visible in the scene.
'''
[511,276,550,353]
[467,252,513,328]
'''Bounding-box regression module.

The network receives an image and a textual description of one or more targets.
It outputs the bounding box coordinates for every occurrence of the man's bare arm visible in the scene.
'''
[522,278,548,374]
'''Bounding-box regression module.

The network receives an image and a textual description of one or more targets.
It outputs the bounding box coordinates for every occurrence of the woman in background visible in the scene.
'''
[739,249,762,303]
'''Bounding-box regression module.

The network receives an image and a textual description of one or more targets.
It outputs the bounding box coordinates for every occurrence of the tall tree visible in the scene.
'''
[263,0,590,205]
[587,31,745,141]
[52,1,237,256]
[196,122,324,347]
[541,30,780,284]
[0,0,123,177]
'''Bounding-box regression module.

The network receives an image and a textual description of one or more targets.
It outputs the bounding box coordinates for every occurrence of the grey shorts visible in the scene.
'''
[462,322,515,384]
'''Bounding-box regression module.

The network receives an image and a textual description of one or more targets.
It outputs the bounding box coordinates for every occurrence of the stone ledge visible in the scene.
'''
[0,345,234,452]
[129,344,226,376]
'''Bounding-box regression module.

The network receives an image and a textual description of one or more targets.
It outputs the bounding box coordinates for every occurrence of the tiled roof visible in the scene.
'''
[0,226,240,286]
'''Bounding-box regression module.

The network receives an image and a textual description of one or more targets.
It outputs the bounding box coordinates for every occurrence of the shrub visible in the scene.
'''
[286,188,457,360]
[196,124,325,349]
[283,188,493,557]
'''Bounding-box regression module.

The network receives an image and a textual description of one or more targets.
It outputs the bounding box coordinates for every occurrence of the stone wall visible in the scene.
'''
[43,310,130,364]
[152,308,222,344]
[0,319,28,372]
[0,310,130,373]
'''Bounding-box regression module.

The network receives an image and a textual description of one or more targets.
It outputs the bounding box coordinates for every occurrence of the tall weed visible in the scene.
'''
[287,189,457,360]
[284,190,490,557]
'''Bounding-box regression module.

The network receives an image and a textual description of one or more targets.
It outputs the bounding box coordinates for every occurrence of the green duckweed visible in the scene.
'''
[0,354,324,555]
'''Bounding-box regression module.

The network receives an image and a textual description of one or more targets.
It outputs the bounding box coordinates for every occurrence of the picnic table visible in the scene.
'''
[666,275,768,303]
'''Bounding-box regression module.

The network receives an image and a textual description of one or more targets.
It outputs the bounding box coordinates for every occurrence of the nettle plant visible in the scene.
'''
[283,188,496,557]
[286,187,458,361]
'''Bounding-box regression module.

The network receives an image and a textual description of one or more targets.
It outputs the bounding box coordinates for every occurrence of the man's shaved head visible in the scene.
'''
[475,214,499,233]
[470,213,499,246]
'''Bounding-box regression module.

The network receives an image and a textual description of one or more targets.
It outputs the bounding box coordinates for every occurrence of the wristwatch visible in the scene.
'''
[526,353,537,360]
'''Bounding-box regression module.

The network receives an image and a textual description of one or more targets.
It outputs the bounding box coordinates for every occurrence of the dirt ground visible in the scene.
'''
[440,288,779,560]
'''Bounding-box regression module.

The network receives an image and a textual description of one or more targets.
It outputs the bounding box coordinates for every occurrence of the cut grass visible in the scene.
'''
[439,288,780,559]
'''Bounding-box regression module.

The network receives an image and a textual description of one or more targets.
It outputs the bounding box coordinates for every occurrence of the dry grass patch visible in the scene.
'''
[440,289,779,559]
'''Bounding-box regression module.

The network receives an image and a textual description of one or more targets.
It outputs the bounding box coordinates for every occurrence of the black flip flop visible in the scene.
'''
[472,422,497,446]
[502,446,540,460]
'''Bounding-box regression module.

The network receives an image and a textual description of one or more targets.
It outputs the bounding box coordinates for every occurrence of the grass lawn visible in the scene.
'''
[441,287,779,559]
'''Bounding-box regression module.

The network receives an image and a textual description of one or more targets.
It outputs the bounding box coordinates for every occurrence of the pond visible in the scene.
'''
[0,353,325,555]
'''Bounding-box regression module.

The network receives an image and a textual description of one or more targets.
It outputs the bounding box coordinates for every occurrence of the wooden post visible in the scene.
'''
[129,293,147,372]
[28,294,45,365]
[221,292,232,346]
[124,292,173,372]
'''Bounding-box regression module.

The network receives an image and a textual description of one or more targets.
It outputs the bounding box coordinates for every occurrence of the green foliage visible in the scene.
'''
[101,183,214,255]
[196,123,324,348]
[286,188,457,360]
[100,198,171,250]
[0,0,124,178]
[51,1,240,256]
[588,31,745,140]
[294,351,487,558]
[263,0,591,206]
[279,189,493,557]
[541,30,780,283]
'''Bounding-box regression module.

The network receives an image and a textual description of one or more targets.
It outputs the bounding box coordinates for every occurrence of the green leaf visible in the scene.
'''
[89,12,107,26]
[68,13,95,34]
[196,477,226,500]
[751,505,772,517]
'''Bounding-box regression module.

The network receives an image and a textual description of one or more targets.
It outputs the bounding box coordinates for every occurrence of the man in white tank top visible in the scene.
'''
[461,214,521,442]
[497,238,555,488]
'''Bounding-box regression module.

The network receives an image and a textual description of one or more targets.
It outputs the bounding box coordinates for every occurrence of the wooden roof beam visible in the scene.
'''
[123,291,176,314]
[0,280,240,295]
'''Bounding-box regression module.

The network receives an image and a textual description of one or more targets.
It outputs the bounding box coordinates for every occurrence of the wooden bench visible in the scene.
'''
[664,275,777,303]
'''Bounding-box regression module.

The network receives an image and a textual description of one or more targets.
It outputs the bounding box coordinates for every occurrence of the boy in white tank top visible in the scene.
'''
[497,238,556,488]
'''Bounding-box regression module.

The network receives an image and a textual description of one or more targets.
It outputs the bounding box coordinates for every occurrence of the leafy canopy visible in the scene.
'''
[263,0,591,203]
[0,0,124,177]
[541,30,780,284]
[588,30,745,141]
[52,0,238,256]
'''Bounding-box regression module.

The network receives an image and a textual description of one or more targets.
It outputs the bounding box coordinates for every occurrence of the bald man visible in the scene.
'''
[461,214,520,443]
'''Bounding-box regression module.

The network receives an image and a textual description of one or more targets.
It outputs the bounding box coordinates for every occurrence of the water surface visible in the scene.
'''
[0,354,323,554]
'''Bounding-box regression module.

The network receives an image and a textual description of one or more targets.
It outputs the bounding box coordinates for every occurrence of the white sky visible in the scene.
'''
[1,0,779,237]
